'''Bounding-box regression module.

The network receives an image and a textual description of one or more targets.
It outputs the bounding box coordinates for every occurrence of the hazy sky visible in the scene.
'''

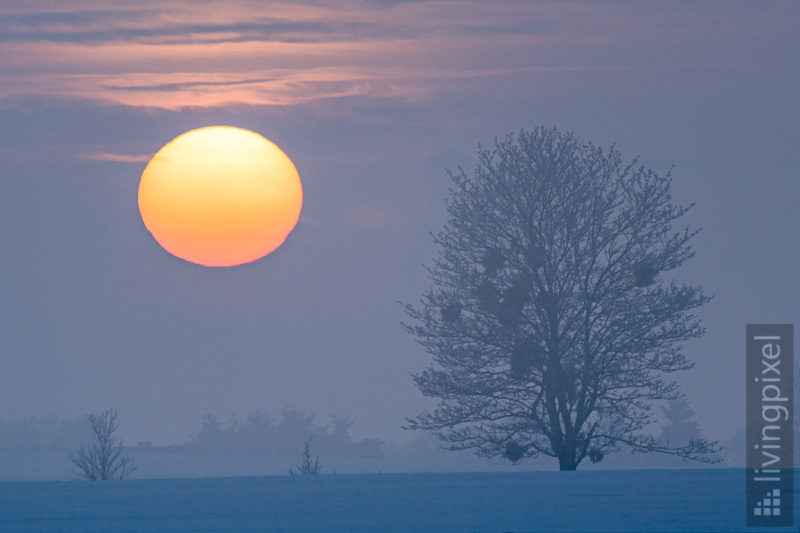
[0,0,798,447]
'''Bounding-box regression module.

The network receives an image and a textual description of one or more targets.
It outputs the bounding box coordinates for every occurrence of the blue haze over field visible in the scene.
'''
[0,0,797,466]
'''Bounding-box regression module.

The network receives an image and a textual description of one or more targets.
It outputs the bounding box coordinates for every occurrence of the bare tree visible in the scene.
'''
[403,126,720,470]
[288,438,322,475]
[69,409,136,480]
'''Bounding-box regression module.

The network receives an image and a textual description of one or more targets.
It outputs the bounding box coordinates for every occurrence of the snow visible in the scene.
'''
[0,469,797,532]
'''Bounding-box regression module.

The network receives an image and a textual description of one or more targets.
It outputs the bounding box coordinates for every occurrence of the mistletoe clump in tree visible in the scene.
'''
[404,126,720,470]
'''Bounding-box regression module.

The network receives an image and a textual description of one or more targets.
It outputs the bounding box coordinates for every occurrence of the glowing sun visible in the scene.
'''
[138,126,303,267]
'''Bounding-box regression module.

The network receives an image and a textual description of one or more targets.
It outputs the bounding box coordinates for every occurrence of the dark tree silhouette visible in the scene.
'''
[289,438,323,475]
[403,126,720,470]
[69,409,136,480]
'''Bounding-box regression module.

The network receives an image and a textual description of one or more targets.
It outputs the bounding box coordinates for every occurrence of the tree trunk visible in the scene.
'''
[557,448,578,471]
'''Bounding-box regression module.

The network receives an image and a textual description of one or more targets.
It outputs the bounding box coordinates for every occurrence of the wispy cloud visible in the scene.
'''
[78,152,151,163]
[0,1,790,110]
[0,1,569,109]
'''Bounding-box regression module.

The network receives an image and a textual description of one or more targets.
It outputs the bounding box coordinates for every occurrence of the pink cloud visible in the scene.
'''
[0,1,788,110]
[0,1,569,109]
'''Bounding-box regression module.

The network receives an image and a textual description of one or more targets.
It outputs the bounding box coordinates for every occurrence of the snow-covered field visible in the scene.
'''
[0,469,797,532]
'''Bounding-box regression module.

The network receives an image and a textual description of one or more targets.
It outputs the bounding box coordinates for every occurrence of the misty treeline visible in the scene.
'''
[0,408,381,459]
[0,416,89,451]
[725,359,800,467]
[611,396,713,468]
[185,408,383,458]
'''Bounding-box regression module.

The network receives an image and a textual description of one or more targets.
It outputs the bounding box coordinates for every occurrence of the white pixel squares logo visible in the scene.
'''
[753,488,781,517]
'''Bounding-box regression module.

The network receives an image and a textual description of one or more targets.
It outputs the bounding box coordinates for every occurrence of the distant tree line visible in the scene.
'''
[610,396,717,468]
[185,408,383,458]
[2,401,717,467]
[0,416,89,451]
[0,408,382,459]
[724,360,798,468]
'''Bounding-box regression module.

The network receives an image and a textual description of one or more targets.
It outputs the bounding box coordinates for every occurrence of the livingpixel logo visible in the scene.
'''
[752,488,782,517]
[746,324,794,527]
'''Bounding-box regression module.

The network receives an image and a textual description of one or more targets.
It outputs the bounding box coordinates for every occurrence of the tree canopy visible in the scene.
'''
[404,126,719,470]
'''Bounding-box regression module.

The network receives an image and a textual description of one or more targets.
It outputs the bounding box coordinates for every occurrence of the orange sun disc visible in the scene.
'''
[138,126,303,267]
